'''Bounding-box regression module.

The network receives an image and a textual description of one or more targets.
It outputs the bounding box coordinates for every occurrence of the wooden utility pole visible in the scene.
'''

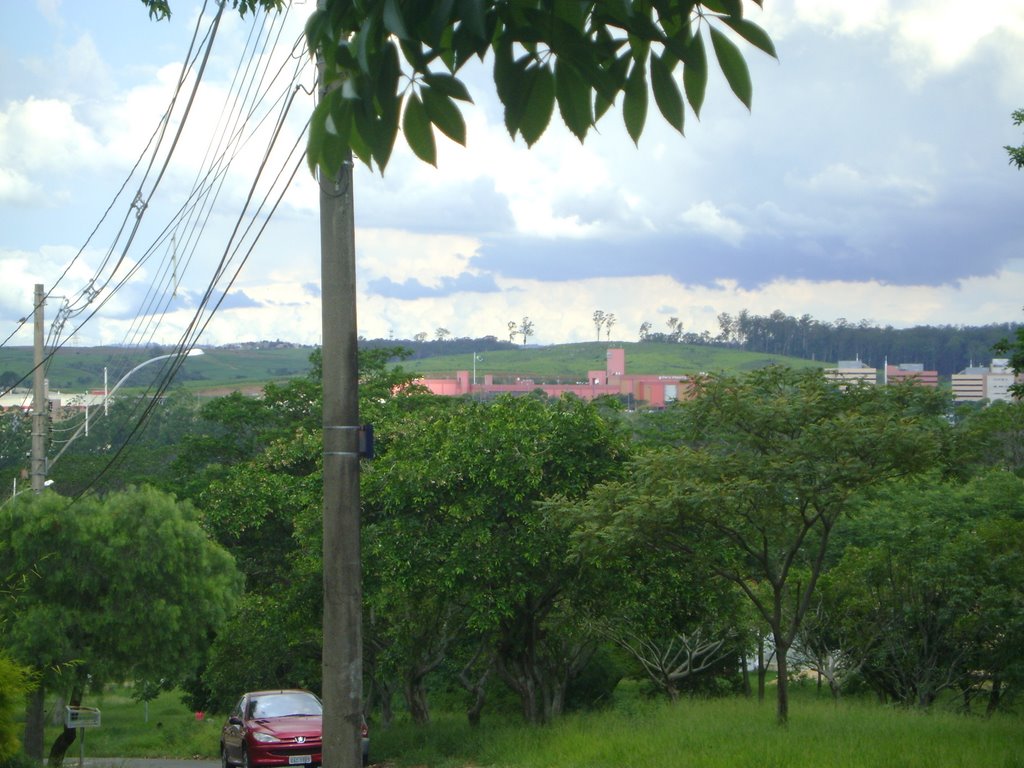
[318,80,363,768]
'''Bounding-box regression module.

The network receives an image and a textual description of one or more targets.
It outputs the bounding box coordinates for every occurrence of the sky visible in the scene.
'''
[1,0,1023,349]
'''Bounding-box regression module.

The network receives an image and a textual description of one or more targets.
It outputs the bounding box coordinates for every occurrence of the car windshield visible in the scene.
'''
[250,693,321,719]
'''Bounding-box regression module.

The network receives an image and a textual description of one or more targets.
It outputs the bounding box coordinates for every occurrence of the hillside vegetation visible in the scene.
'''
[395,341,824,381]
[0,342,821,394]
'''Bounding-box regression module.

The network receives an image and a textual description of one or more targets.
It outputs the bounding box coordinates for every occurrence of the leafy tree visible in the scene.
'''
[995,308,1024,399]
[1006,108,1024,170]
[638,320,653,341]
[572,523,748,701]
[825,472,1024,710]
[592,310,606,342]
[519,316,535,345]
[0,411,30,496]
[0,487,240,767]
[604,313,616,342]
[571,368,946,723]
[952,400,1024,478]
[184,351,425,711]
[361,393,631,724]
[46,388,203,498]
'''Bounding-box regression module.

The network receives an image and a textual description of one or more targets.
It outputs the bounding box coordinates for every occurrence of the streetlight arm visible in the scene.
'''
[47,349,203,471]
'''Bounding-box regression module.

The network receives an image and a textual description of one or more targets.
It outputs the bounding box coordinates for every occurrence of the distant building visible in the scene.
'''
[824,359,877,387]
[885,363,939,388]
[416,348,693,408]
[952,359,1019,403]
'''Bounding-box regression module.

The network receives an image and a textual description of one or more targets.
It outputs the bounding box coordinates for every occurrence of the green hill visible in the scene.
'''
[0,341,822,395]
[395,341,825,382]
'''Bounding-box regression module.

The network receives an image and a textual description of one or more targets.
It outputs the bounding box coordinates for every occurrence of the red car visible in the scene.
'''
[220,690,368,768]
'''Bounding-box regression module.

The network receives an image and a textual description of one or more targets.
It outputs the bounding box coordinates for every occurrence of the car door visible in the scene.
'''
[222,696,248,763]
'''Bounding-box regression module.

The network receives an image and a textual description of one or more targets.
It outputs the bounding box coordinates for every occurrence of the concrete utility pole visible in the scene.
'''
[24,283,47,762]
[31,283,46,492]
[318,59,363,768]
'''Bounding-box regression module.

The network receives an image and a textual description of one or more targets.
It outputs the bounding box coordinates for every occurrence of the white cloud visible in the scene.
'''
[356,229,482,286]
[0,168,39,205]
[0,98,104,173]
[799,163,935,205]
[680,201,746,246]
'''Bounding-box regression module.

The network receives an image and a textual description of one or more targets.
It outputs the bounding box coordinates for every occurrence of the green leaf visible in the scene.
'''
[493,37,517,106]
[325,96,353,172]
[372,98,400,170]
[595,51,630,122]
[348,109,374,169]
[354,14,378,75]
[422,86,467,145]
[683,32,707,117]
[457,0,487,43]
[719,16,778,59]
[555,59,593,142]
[709,26,752,110]
[403,93,437,166]
[703,0,742,17]
[622,60,648,145]
[307,97,330,175]
[650,52,684,134]
[518,64,556,147]
[376,42,402,124]
[422,72,473,103]
[383,0,410,40]
[426,0,457,46]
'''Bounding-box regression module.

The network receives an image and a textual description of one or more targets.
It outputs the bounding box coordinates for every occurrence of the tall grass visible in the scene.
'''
[42,688,221,760]
[38,686,1023,768]
[373,696,1024,768]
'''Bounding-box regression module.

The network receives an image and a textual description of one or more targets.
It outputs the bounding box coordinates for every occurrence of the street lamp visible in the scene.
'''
[47,348,204,471]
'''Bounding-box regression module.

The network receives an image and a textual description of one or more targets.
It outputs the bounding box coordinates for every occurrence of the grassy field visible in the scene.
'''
[38,684,1023,768]
[394,341,824,381]
[0,346,317,395]
[1,342,821,396]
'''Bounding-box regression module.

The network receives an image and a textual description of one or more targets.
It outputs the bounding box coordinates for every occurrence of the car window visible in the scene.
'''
[251,693,321,719]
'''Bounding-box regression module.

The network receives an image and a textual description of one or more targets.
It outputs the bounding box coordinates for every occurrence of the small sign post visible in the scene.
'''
[65,706,101,768]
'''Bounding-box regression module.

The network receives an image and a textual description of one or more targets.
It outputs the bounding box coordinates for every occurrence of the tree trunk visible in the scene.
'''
[403,677,430,725]
[986,677,1002,716]
[775,640,790,725]
[465,684,487,728]
[23,685,44,761]
[757,640,767,703]
[740,652,752,698]
[47,686,83,768]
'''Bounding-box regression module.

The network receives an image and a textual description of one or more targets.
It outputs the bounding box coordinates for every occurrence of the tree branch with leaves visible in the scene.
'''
[306,1,776,173]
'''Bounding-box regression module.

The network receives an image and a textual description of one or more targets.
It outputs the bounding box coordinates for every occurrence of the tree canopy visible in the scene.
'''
[0,487,241,767]
[306,0,775,172]
[1006,108,1024,170]
[570,368,948,722]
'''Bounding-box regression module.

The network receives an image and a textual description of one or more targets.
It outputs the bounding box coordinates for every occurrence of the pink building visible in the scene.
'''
[416,348,693,408]
[885,363,938,387]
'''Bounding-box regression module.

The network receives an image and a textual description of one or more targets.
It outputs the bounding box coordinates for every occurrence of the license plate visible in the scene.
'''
[288,757,312,765]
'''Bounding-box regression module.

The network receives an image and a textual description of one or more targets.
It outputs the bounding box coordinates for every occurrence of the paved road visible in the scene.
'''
[62,760,218,768]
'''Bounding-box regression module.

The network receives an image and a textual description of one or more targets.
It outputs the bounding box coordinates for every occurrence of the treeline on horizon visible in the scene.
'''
[363,310,1020,377]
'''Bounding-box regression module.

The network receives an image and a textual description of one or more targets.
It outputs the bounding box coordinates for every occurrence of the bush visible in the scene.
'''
[0,654,35,762]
